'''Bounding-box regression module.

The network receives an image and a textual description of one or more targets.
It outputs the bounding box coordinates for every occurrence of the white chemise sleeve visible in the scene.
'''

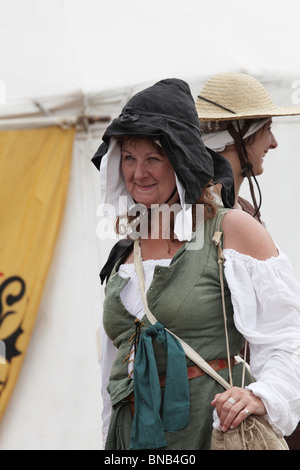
[223,247,300,436]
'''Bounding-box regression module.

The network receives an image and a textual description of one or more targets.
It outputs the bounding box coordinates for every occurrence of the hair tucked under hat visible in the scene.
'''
[195,72,299,223]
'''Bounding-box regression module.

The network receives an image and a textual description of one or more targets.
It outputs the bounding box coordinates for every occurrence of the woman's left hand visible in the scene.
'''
[211,386,267,432]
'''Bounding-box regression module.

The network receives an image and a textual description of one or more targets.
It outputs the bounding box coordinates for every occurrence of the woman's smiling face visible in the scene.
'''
[121,138,177,207]
[245,119,278,175]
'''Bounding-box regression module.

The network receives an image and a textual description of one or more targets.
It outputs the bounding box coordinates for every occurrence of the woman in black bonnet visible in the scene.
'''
[92,78,300,450]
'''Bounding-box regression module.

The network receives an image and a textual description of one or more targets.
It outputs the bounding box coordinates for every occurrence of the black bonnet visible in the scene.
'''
[92,78,234,207]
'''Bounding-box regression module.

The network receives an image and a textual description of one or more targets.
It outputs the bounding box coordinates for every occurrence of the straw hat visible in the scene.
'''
[196,72,300,121]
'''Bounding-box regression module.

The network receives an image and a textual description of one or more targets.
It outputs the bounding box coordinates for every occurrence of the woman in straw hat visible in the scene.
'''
[92,78,300,450]
[196,72,300,224]
[196,73,300,449]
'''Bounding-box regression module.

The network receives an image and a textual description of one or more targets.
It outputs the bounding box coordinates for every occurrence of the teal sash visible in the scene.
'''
[129,322,190,449]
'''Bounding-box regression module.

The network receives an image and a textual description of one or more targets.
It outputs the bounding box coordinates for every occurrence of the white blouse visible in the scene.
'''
[223,247,300,436]
[100,249,300,445]
[118,259,172,320]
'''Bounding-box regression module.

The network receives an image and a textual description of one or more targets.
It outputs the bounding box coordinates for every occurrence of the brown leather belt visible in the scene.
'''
[125,356,236,415]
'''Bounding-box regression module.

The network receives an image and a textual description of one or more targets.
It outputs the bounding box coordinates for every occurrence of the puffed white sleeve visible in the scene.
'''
[223,247,300,437]
[100,324,117,447]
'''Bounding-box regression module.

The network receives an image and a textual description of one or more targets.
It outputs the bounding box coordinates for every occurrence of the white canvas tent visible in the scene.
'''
[0,0,300,450]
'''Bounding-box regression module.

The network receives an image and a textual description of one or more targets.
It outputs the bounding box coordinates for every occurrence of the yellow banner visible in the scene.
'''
[0,126,75,420]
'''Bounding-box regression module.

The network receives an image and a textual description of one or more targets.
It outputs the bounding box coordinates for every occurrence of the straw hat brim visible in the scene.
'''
[195,72,300,121]
[196,105,300,121]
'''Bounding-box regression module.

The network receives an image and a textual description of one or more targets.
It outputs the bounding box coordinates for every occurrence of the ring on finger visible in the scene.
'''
[227,397,236,405]
[244,409,251,417]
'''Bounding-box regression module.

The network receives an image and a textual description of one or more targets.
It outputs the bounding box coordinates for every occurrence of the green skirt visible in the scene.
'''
[105,362,252,450]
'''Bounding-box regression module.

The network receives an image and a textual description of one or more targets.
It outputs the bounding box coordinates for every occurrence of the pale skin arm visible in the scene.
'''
[211,209,278,432]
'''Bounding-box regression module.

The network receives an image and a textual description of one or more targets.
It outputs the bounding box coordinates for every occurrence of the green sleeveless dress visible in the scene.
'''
[103,207,252,450]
